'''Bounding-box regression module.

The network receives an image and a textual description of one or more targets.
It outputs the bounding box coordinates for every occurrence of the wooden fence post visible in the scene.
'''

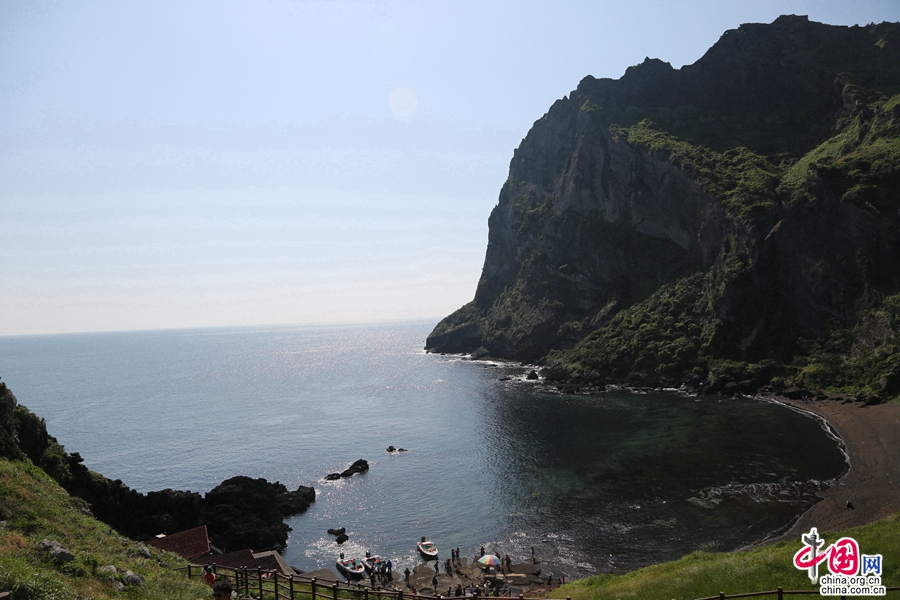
[289,574,295,600]
[719,593,725,600]
[398,588,403,600]
[777,586,783,600]
[311,577,318,600]
[333,581,339,600]
[258,567,264,599]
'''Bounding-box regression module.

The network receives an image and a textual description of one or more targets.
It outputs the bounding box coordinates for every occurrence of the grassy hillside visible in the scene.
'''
[558,513,900,600]
[0,458,209,600]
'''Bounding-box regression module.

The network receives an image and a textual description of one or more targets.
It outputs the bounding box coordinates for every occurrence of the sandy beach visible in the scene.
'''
[761,394,900,544]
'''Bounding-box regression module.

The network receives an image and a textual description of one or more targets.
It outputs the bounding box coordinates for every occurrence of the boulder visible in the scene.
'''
[468,347,491,360]
[386,446,396,453]
[526,370,539,380]
[327,527,346,536]
[781,386,811,400]
[121,569,143,586]
[279,485,316,514]
[540,365,570,382]
[335,533,349,544]
[324,473,342,481]
[37,539,74,564]
[339,459,369,478]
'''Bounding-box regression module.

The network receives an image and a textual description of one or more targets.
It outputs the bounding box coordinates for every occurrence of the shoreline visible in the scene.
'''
[758,393,900,545]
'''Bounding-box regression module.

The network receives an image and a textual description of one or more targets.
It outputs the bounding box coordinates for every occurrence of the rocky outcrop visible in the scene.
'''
[427,16,900,383]
[201,476,315,552]
[0,383,23,461]
[10,401,315,553]
[325,459,370,480]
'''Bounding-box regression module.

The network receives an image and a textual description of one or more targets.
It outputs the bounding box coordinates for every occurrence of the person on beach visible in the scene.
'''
[480,546,485,557]
[203,565,216,587]
[386,559,393,575]
[504,555,511,573]
[455,584,463,596]
[404,568,411,586]
[432,573,438,589]
[547,574,553,590]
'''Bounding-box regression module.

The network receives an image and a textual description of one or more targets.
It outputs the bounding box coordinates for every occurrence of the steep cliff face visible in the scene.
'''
[427,16,900,386]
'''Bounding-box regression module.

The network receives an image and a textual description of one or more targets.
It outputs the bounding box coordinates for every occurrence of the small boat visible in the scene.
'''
[417,537,438,559]
[364,555,385,573]
[336,557,366,577]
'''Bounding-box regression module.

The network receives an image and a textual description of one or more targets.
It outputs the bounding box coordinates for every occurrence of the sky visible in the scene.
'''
[2,1,899,336]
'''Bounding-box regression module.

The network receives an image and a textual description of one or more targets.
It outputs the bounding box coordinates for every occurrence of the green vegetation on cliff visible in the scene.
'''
[0,458,208,600]
[429,18,900,398]
[554,90,900,393]
[617,121,781,222]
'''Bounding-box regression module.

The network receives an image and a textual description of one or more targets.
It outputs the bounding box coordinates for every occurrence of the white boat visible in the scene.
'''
[364,555,385,573]
[417,537,438,559]
[336,557,366,577]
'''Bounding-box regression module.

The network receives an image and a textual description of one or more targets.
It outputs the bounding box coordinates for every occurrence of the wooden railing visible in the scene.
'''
[693,587,900,600]
[178,563,554,600]
[179,564,900,600]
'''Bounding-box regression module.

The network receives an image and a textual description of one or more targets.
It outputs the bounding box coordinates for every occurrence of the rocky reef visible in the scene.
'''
[2,388,314,553]
[428,16,900,395]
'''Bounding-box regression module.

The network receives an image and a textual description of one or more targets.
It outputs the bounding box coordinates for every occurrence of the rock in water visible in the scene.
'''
[339,459,369,478]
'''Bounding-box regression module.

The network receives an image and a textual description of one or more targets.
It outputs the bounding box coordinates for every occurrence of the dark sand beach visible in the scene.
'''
[762,394,900,544]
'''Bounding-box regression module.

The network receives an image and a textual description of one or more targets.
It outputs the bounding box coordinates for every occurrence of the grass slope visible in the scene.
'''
[0,458,209,600]
[558,513,900,600]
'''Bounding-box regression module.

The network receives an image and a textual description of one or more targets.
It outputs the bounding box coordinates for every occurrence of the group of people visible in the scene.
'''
[367,556,394,588]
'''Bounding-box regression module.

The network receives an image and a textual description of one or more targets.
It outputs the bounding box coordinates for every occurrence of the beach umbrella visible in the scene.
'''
[477,554,501,567]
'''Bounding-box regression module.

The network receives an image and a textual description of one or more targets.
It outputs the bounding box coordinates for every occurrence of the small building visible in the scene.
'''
[147,525,212,561]
[200,548,296,577]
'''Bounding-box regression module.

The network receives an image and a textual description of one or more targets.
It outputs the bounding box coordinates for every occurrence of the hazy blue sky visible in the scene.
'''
[2,1,899,336]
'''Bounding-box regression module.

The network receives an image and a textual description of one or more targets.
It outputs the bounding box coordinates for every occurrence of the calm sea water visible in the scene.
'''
[0,321,846,578]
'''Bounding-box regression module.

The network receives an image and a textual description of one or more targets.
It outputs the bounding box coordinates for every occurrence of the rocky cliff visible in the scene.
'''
[427,16,900,393]
[4,398,315,552]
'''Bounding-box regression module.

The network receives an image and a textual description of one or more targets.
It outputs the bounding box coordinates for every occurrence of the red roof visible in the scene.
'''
[147,525,211,560]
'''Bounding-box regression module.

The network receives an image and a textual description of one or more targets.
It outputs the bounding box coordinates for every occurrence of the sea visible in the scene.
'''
[0,320,847,579]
